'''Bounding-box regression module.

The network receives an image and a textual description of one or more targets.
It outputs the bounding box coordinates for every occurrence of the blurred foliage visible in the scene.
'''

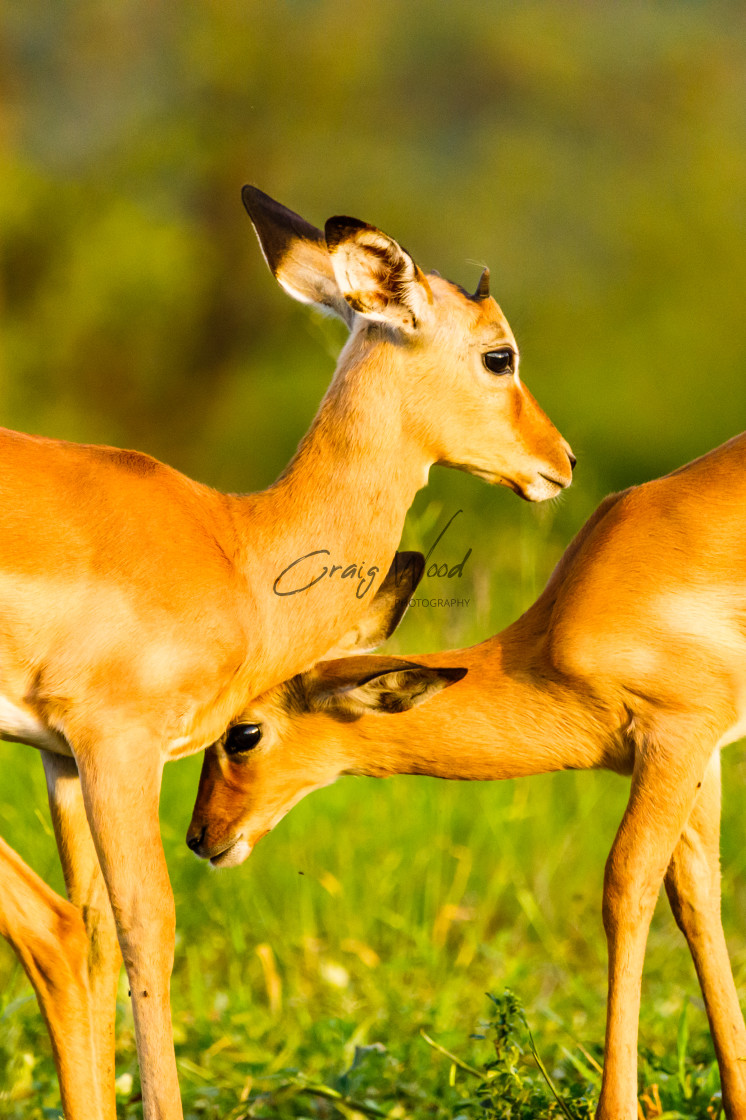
[2,2,746,1116]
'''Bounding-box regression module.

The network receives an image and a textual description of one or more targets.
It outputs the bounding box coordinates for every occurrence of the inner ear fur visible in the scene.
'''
[311,658,468,718]
[321,551,425,659]
[325,216,432,331]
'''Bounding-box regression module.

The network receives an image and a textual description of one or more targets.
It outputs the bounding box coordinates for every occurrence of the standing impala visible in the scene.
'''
[190,432,746,1120]
[0,186,573,1119]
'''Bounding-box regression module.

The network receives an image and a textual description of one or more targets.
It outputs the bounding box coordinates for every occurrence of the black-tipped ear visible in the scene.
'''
[473,268,490,300]
[351,664,466,714]
[320,551,425,659]
[312,659,467,717]
[242,186,353,324]
[373,550,425,637]
[242,186,325,275]
[325,217,432,331]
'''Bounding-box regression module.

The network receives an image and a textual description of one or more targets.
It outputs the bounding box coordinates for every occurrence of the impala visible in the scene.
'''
[189,432,746,1120]
[0,186,573,1119]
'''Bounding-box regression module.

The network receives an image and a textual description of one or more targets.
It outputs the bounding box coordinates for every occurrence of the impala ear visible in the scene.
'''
[242,186,353,325]
[325,217,433,332]
[321,552,425,659]
[311,657,467,717]
[343,664,467,715]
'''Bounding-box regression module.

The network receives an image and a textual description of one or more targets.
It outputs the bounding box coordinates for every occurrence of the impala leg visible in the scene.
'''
[42,751,122,1120]
[596,729,715,1120]
[664,751,746,1118]
[75,739,183,1120]
[0,834,103,1119]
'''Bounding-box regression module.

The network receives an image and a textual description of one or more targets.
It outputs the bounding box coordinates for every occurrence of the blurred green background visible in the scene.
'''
[1,2,746,1117]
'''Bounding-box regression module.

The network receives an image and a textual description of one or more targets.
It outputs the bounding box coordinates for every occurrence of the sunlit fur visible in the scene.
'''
[192,432,746,1120]
[0,188,573,1120]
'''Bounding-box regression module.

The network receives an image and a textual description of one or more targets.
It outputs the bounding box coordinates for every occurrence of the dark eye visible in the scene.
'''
[224,723,262,755]
[483,348,515,375]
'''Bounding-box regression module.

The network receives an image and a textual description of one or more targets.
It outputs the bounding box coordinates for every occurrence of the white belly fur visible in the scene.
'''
[717,709,746,750]
[0,695,72,755]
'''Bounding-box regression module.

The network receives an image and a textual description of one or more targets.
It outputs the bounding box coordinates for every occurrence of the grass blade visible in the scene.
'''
[419,1027,485,1080]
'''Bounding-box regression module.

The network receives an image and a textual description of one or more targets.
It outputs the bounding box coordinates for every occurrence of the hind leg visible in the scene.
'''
[596,718,716,1119]
[0,833,104,1118]
[664,751,746,1119]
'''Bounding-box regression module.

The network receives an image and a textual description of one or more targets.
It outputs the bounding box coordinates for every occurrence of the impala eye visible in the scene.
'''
[224,723,262,755]
[483,348,515,375]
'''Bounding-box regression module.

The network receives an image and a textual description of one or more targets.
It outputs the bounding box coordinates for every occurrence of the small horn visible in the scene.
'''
[474,268,490,300]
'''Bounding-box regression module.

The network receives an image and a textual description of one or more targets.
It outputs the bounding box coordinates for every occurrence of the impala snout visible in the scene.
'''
[185,817,226,861]
[513,383,576,501]
[186,824,206,854]
[463,379,575,503]
[186,816,255,867]
[498,442,574,502]
[187,747,256,866]
[208,834,254,867]
[523,439,575,501]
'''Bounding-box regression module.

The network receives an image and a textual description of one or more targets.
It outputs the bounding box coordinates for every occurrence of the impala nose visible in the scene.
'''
[560,438,577,473]
[186,824,206,855]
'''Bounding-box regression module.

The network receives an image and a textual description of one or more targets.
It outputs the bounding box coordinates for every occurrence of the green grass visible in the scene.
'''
[1,500,745,1119]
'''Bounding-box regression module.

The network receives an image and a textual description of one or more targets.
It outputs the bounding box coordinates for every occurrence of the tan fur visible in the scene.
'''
[191,431,746,1120]
[0,188,573,1119]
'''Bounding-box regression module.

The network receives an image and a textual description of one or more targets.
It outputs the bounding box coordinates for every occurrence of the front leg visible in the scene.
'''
[664,751,746,1118]
[74,733,183,1120]
[597,722,716,1120]
[42,751,122,1120]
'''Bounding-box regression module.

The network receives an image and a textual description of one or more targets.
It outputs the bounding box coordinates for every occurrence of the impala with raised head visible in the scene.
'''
[190,432,746,1120]
[0,186,573,1120]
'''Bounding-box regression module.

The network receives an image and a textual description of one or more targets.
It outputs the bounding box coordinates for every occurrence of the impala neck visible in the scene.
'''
[344,624,617,782]
[271,346,427,538]
[231,338,432,682]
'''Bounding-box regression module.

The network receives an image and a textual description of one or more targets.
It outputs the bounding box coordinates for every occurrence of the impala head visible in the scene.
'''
[187,551,466,866]
[243,186,575,501]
